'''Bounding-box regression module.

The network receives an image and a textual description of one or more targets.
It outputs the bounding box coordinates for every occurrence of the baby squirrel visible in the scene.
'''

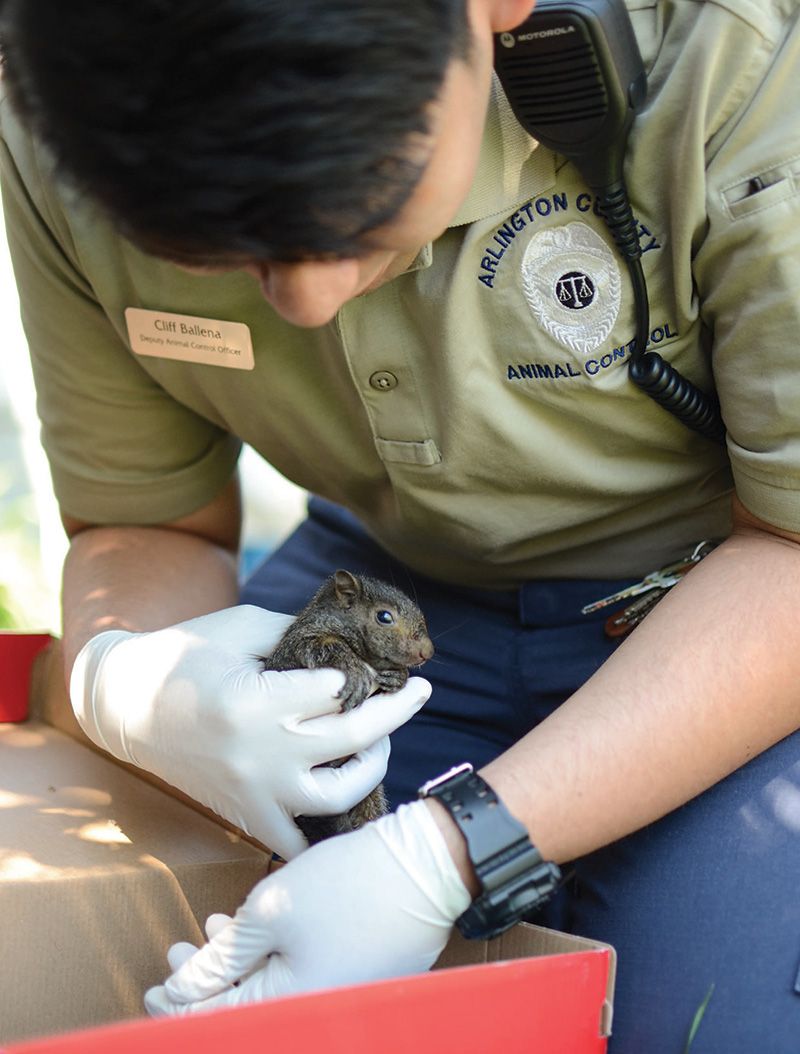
[263,569,434,846]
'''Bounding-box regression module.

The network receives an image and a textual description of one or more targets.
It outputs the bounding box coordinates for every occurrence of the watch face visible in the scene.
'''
[457,901,513,941]
[457,860,563,940]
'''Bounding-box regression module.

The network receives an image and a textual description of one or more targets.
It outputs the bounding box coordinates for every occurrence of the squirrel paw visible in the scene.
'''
[336,666,376,711]
[374,667,409,694]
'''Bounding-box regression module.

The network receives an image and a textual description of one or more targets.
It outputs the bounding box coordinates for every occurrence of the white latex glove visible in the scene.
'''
[144,800,471,1015]
[70,606,431,859]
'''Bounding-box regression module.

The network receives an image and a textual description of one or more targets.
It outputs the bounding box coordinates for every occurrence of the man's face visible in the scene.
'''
[178,0,506,328]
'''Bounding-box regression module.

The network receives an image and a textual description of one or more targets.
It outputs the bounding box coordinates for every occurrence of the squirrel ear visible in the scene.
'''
[333,569,360,607]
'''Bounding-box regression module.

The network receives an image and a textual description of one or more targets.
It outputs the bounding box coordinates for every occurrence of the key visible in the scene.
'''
[581,541,717,617]
[581,567,685,615]
[604,588,670,637]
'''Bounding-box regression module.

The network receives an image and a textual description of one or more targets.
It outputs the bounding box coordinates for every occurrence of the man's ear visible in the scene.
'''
[489,0,537,33]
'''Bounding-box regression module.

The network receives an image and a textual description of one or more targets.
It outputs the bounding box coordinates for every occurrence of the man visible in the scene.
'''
[1,0,799,1049]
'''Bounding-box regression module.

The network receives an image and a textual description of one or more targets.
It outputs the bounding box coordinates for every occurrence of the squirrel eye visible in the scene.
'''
[375,610,395,626]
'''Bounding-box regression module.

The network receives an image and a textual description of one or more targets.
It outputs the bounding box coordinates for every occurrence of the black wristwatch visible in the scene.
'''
[418,763,561,940]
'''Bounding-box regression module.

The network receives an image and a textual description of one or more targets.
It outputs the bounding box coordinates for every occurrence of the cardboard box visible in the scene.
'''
[24,638,266,841]
[0,637,616,1051]
[0,718,271,1045]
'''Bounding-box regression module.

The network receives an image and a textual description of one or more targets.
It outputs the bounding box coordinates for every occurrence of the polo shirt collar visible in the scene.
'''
[450,72,556,227]
[398,73,555,277]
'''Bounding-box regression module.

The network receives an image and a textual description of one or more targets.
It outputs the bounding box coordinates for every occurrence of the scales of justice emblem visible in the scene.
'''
[557,270,595,309]
[521,221,621,355]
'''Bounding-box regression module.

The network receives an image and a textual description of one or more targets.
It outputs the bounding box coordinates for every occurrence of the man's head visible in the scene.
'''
[1,0,534,325]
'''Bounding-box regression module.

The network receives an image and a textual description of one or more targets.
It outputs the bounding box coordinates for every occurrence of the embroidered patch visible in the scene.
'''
[520,222,621,355]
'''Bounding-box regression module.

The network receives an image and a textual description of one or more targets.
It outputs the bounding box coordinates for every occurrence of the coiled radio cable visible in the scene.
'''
[495,0,726,444]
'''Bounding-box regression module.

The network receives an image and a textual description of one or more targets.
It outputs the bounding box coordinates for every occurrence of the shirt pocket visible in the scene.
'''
[722,159,800,220]
[334,294,442,469]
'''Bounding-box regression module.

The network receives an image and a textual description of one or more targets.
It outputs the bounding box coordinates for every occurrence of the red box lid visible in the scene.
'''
[4,950,611,1054]
[0,632,53,722]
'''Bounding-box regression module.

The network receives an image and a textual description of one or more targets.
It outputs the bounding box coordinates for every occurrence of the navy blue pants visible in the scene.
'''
[241,497,800,1053]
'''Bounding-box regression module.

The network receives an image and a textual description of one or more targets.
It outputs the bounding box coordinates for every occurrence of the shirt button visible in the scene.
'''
[369,370,398,391]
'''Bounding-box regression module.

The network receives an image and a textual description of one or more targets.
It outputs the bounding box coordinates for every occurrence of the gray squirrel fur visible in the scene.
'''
[263,569,434,846]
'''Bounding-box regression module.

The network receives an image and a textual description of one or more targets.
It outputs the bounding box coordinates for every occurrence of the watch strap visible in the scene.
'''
[419,763,561,939]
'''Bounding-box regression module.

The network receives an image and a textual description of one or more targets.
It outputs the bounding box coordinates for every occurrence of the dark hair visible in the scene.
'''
[0,0,471,260]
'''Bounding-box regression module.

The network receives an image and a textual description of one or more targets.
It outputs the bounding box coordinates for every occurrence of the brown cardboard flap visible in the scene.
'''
[27,638,272,855]
[0,720,269,1044]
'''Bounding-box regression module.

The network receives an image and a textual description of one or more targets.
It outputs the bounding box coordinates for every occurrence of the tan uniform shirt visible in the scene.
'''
[2,0,799,587]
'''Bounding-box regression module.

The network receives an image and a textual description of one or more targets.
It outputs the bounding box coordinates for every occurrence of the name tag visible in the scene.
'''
[125,307,254,370]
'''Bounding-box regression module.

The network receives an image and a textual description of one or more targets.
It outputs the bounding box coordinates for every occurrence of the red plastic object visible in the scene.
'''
[0,632,53,722]
[4,951,612,1054]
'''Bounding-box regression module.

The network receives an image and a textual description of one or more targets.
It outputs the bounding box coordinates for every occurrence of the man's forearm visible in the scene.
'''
[430,505,800,887]
[487,524,800,862]
[61,524,239,676]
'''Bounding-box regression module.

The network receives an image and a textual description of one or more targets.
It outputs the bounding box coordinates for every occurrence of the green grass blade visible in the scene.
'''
[683,983,715,1053]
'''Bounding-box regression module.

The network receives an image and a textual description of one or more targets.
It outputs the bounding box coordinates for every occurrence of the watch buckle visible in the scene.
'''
[417,762,474,798]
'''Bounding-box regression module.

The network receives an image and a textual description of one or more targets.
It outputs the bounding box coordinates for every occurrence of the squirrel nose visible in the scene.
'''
[415,638,434,664]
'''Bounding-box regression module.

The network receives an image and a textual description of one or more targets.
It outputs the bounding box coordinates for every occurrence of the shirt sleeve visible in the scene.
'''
[695,8,800,531]
[0,97,241,526]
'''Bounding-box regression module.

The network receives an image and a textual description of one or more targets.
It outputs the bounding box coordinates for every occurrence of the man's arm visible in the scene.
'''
[432,495,800,884]
[60,475,242,679]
